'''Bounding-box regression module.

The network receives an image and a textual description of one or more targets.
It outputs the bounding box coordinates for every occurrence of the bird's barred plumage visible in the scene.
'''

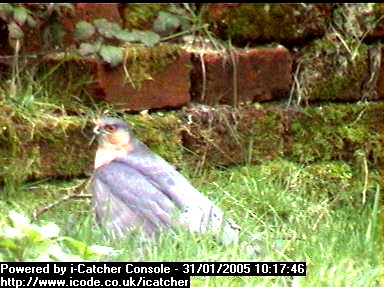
[90,117,239,244]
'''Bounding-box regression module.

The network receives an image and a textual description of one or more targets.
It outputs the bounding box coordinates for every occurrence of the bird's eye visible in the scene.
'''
[104,124,116,132]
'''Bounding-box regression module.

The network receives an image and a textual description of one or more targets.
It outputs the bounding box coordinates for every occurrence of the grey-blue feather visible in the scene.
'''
[90,117,239,244]
[120,140,228,233]
[92,161,177,237]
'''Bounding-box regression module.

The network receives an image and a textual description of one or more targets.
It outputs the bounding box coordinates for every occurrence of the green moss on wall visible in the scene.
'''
[123,44,183,90]
[206,4,331,46]
[289,102,383,164]
[181,104,284,169]
[298,38,370,102]
[122,4,166,30]
[123,112,184,167]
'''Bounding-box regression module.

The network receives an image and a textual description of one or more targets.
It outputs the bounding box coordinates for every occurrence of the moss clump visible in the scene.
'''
[0,57,98,186]
[0,113,94,186]
[122,112,184,167]
[295,4,381,103]
[289,102,384,164]
[122,4,166,30]
[35,58,97,111]
[297,38,370,102]
[123,44,184,90]
[206,4,331,46]
[0,109,188,186]
[181,104,284,169]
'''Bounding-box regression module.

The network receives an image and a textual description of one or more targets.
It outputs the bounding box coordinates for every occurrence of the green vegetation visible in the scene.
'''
[292,4,381,104]
[0,3,382,287]
[0,64,380,287]
[0,159,380,286]
[122,44,185,90]
[290,102,383,164]
[206,4,331,46]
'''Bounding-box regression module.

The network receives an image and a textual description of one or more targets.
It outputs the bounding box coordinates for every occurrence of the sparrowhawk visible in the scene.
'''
[90,117,239,244]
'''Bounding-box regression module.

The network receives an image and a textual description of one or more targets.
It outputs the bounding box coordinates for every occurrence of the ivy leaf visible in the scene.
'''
[74,21,95,40]
[8,22,23,39]
[113,30,140,42]
[137,31,160,47]
[99,45,124,67]
[78,42,102,56]
[153,11,180,35]
[94,18,122,39]
[128,31,160,47]
[13,6,28,25]
[115,30,160,47]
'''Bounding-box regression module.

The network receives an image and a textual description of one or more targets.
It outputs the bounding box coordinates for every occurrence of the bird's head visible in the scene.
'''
[93,117,135,169]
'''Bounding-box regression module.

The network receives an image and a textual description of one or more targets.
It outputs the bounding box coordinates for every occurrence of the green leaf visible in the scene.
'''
[74,21,95,40]
[99,45,123,67]
[94,18,122,39]
[13,7,28,25]
[153,11,180,35]
[137,31,160,47]
[25,227,44,243]
[78,42,102,56]
[8,22,23,39]
[114,30,160,46]
[113,30,140,42]
[0,238,18,250]
[60,236,87,255]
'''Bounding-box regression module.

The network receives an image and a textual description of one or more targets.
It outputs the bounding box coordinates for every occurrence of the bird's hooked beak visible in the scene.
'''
[93,119,101,135]
[89,119,102,146]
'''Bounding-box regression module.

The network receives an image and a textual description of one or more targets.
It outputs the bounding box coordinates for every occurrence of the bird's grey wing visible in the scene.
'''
[91,175,155,238]
[119,142,232,234]
[90,161,178,238]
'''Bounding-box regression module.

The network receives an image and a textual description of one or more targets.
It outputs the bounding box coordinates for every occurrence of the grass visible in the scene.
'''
[1,158,381,286]
[0,21,381,286]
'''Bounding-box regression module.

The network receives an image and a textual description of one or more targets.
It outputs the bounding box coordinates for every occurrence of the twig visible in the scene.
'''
[361,154,368,204]
[350,106,367,126]
[228,43,238,107]
[287,61,302,107]
[331,25,352,56]
[199,51,206,102]
[33,193,92,219]
[33,179,91,219]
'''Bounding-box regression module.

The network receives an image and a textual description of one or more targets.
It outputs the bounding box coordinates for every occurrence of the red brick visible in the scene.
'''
[190,46,292,105]
[93,49,191,111]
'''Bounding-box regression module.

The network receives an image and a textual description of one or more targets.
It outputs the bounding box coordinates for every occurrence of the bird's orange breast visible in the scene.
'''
[94,131,134,169]
[108,130,130,146]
